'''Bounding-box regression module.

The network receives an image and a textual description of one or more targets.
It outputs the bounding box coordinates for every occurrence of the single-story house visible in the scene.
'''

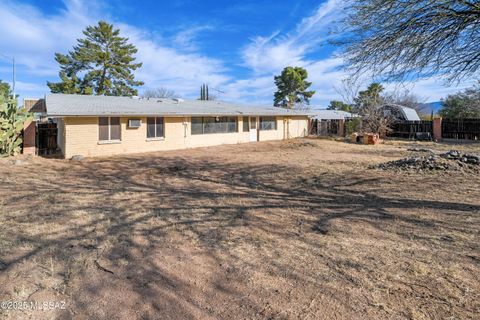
[32,94,311,158]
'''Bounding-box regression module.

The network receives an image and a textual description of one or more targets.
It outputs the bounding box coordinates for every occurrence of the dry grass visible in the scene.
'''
[0,138,479,319]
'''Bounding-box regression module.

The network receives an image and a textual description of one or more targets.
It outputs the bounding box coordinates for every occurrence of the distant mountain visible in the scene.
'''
[420,101,443,114]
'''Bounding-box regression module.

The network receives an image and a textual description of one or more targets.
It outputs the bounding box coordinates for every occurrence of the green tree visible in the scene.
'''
[439,84,480,119]
[354,83,384,112]
[345,117,362,135]
[327,100,352,112]
[0,80,11,99]
[351,83,391,135]
[199,83,214,100]
[340,1,480,82]
[273,67,315,108]
[48,21,144,96]
[0,81,32,156]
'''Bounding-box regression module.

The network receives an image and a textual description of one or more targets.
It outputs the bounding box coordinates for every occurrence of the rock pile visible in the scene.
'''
[373,150,480,172]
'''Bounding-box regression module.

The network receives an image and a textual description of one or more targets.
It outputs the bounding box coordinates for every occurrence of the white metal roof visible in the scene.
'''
[400,106,421,121]
[311,109,357,120]
[380,104,421,121]
[45,94,314,117]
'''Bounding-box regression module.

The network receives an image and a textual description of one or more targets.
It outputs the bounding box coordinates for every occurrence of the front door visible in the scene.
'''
[249,117,258,142]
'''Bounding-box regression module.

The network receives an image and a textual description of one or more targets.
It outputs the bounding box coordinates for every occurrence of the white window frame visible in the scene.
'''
[98,117,121,144]
[146,117,165,140]
[259,116,277,131]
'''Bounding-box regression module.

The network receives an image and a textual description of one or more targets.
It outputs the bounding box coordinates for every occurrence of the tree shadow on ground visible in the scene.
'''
[0,152,479,319]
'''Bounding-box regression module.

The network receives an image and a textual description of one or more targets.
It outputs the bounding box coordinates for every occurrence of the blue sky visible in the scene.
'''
[0,0,473,107]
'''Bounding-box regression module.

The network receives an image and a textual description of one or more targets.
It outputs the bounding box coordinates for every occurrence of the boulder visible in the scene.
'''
[71,155,85,161]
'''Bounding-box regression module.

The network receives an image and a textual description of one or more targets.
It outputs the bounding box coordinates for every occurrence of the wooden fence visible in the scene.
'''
[442,119,480,140]
[388,121,433,139]
[311,118,480,141]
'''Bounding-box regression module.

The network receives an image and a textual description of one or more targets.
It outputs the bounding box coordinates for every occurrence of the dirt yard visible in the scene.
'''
[0,138,479,319]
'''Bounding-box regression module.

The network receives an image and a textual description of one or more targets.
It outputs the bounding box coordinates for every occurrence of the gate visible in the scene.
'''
[36,123,59,155]
[442,119,480,140]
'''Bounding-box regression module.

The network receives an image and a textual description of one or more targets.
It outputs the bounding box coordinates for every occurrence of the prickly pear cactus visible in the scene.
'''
[0,96,32,156]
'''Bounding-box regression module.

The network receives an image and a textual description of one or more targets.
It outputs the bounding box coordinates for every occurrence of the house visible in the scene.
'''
[30,94,311,158]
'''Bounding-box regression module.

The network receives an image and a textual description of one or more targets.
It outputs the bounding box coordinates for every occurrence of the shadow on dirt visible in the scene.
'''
[1,153,479,319]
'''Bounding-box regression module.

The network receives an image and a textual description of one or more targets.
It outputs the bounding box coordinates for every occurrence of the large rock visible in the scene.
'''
[8,159,24,166]
[442,150,460,159]
[71,155,85,161]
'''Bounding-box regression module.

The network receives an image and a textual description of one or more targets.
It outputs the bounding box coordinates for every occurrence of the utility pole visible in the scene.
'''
[0,53,15,100]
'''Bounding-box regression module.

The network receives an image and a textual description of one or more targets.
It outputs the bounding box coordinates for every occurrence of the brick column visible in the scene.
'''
[432,117,442,142]
[23,120,36,156]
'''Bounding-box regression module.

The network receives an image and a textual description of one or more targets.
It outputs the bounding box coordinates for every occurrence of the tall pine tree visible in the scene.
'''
[48,21,144,96]
[273,67,315,108]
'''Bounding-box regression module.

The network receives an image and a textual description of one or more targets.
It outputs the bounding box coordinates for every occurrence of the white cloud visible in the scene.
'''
[222,76,276,105]
[117,23,230,98]
[384,77,475,103]
[0,0,229,100]
[0,0,473,106]
[241,0,342,74]
[233,0,349,106]
[173,25,214,52]
[0,0,92,76]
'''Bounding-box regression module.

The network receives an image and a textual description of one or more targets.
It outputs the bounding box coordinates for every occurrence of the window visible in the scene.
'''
[147,117,164,139]
[99,117,121,141]
[259,116,277,131]
[191,117,203,135]
[243,116,249,132]
[191,117,238,135]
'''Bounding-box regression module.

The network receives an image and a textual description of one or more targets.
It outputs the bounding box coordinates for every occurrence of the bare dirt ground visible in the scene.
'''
[0,138,479,319]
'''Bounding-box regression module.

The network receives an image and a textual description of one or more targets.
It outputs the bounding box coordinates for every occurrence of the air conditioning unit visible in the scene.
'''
[128,119,141,128]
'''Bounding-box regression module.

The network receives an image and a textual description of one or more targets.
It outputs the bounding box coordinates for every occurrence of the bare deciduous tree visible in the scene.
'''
[340,1,480,82]
[292,102,311,111]
[360,104,393,136]
[142,87,178,99]
[334,78,362,106]
[383,89,428,114]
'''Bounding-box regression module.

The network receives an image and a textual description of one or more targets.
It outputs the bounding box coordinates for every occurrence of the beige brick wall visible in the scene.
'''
[63,116,309,158]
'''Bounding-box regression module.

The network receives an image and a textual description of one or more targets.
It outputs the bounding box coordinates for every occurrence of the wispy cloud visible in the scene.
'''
[0,0,92,77]
[383,77,475,103]
[241,0,342,74]
[0,0,228,100]
[0,0,471,106]
[118,23,230,97]
[172,25,214,52]
[231,0,350,106]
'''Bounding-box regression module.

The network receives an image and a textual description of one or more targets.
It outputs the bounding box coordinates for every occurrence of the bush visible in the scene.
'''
[345,117,362,135]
